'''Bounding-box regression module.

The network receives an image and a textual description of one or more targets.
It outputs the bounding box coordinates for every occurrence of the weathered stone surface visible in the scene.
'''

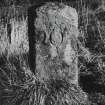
[35,2,79,84]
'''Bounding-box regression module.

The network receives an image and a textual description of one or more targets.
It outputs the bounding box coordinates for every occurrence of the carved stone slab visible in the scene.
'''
[35,2,79,85]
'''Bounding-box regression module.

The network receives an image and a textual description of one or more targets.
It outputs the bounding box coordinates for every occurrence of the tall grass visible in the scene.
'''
[0,53,88,105]
[1,1,105,105]
[0,15,29,56]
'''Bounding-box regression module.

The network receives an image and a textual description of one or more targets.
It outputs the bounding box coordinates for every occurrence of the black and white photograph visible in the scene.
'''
[0,0,105,105]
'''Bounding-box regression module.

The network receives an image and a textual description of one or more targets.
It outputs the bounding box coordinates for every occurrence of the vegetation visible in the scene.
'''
[0,0,105,105]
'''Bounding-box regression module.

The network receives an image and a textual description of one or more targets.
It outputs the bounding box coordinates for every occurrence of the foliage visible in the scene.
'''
[0,53,88,105]
[0,0,105,105]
